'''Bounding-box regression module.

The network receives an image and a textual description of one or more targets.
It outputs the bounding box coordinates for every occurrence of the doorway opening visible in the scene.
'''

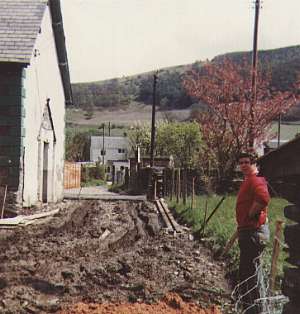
[42,142,49,203]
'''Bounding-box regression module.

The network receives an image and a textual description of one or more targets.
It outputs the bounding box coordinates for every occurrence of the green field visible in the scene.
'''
[271,121,300,141]
[167,195,289,289]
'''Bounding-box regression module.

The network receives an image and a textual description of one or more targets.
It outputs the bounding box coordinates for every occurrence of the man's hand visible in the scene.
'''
[249,201,265,220]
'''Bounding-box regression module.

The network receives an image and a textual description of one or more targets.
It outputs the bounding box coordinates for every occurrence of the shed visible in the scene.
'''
[259,135,300,313]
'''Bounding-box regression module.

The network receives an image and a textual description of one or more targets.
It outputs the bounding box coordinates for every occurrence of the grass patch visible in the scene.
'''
[108,183,126,193]
[81,178,106,187]
[167,195,289,288]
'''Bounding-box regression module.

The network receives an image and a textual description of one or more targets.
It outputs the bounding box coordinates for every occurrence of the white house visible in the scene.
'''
[90,136,130,164]
[0,0,72,209]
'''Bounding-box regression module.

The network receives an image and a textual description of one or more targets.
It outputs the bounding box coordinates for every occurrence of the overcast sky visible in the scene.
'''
[61,0,300,83]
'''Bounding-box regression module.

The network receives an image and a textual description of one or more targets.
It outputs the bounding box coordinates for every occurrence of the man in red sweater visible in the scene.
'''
[236,152,270,314]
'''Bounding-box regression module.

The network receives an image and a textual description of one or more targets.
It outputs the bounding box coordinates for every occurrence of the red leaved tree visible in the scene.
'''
[184,59,298,191]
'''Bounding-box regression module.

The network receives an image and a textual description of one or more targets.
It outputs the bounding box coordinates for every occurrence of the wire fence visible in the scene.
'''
[151,167,290,313]
[231,255,288,314]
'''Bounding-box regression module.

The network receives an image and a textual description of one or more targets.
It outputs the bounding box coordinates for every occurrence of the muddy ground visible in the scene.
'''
[0,200,234,313]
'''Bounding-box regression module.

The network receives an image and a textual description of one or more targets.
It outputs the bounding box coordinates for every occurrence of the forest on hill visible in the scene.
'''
[71,45,300,119]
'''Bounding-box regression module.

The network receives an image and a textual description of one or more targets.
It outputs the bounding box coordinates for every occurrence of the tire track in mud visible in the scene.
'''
[0,200,233,313]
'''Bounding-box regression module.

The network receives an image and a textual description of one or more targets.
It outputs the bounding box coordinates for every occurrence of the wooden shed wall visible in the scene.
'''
[64,162,81,189]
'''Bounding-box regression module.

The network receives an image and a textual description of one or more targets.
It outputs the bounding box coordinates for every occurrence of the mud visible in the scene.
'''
[0,200,234,313]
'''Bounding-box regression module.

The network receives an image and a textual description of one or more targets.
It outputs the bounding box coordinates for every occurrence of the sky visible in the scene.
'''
[61,0,300,83]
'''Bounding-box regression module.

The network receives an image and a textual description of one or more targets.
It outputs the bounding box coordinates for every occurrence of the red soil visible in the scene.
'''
[58,293,222,314]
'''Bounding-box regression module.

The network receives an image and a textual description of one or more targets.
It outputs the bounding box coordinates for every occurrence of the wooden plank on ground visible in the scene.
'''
[160,198,182,233]
[155,200,173,231]
[0,209,60,227]
[0,216,25,225]
[22,209,60,221]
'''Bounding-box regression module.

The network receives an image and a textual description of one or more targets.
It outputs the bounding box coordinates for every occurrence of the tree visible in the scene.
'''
[156,121,202,168]
[183,59,298,190]
[129,121,202,168]
[128,123,151,157]
[65,131,90,161]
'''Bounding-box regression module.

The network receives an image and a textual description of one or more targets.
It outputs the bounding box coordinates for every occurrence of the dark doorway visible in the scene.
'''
[42,142,49,203]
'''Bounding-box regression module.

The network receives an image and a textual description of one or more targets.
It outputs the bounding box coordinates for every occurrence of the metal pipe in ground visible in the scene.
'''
[199,196,226,236]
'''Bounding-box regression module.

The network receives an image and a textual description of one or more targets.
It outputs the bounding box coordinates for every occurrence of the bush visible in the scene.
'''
[95,162,105,180]
[81,163,106,183]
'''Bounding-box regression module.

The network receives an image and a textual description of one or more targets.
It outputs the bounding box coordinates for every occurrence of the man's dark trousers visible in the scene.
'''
[238,229,265,314]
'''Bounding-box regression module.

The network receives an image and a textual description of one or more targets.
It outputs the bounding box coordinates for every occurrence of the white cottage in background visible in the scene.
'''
[90,136,130,164]
[0,0,72,210]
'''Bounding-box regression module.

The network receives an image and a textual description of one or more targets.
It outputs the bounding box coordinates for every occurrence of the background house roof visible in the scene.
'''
[0,0,47,63]
[0,0,72,105]
[90,136,130,149]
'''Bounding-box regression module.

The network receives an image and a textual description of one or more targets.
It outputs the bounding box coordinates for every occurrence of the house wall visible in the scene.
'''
[22,6,65,206]
[90,136,129,164]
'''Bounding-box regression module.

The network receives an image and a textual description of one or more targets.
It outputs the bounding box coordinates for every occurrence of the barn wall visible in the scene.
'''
[22,5,65,207]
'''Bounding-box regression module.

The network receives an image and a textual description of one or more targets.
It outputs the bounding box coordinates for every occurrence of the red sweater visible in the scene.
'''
[236,174,270,230]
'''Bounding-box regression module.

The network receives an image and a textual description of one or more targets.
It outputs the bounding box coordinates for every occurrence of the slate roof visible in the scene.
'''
[0,0,47,63]
[91,136,130,150]
[0,0,73,105]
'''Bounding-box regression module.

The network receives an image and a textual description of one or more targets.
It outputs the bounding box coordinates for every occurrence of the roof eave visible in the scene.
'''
[49,0,73,106]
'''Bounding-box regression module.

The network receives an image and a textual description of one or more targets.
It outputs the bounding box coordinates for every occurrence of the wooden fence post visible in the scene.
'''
[1,185,7,219]
[112,165,115,185]
[201,197,209,236]
[125,167,129,189]
[183,169,187,205]
[269,220,284,294]
[163,168,167,197]
[176,168,181,204]
[153,178,157,200]
[191,177,195,209]
[170,168,175,201]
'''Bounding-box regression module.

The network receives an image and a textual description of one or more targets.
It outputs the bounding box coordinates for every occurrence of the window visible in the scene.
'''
[118,148,126,154]
[101,149,106,155]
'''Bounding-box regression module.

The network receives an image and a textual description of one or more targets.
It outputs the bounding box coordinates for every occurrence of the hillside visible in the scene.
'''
[213,45,300,92]
[71,45,300,119]
[71,62,201,113]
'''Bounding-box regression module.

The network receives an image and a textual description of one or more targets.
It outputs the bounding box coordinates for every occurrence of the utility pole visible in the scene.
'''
[102,124,105,165]
[277,114,281,148]
[249,0,261,148]
[108,121,111,136]
[150,72,158,167]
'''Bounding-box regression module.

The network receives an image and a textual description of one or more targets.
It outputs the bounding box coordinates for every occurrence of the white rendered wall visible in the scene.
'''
[23,5,65,206]
[90,136,129,163]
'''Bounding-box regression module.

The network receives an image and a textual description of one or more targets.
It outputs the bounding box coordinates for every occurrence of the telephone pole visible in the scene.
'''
[249,0,261,148]
[102,124,105,165]
[150,72,158,167]
[277,114,281,148]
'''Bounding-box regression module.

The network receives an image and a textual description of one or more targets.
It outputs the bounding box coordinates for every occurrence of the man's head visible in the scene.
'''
[238,151,258,176]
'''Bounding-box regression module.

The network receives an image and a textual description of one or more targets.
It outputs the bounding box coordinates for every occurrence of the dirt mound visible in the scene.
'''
[0,200,233,313]
[58,293,222,314]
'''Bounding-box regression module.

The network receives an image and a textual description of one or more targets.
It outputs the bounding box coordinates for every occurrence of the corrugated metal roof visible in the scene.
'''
[0,0,47,63]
